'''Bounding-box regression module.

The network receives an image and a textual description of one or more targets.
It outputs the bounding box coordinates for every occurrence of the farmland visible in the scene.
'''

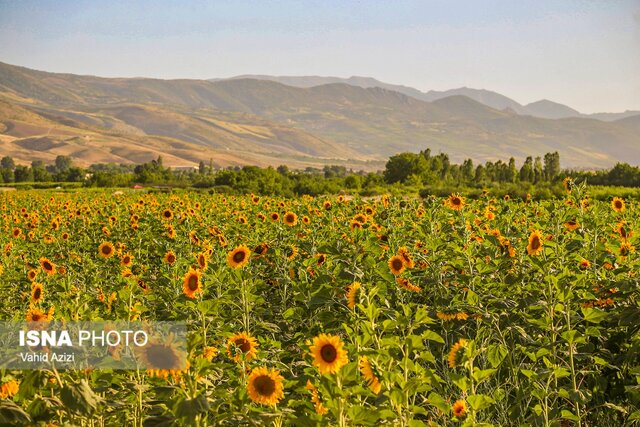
[0,183,639,426]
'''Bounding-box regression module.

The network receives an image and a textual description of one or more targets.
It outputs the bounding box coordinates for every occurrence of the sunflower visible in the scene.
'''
[388,255,406,275]
[305,380,328,415]
[359,356,382,394]
[349,220,363,230]
[227,332,258,362]
[396,278,422,293]
[285,245,298,261]
[322,201,332,210]
[316,253,327,266]
[562,177,573,193]
[98,241,115,258]
[30,283,44,304]
[270,212,280,222]
[196,252,208,270]
[26,307,53,322]
[247,366,285,406]
[346,282,361,310]
[353,214,367,224]
[121,253,134,267]
[302,215,310,224]
[309,333,348,374]
[11,228,21,239]
[161,209,174,220]
[253,243,269,258]
[0,380,19,399]
[61,232,70,240]
[136,336,186,372]
[564,220,580,231]
[615,222,631,240]
[39,257,56,276]
[579,259,591,269]
[446,193,465,211]
[452,399,467,418]
[164,250,177,266]
[620,241,634,257]
[448,339,468,368]
[182,268,203,299]
[27,269,37,281]
[283,211,298,226]
[526,231,544,256]
[227,245,251,269]
[397,246,415,269]
[611,197,625,212]
[202,346,218,361]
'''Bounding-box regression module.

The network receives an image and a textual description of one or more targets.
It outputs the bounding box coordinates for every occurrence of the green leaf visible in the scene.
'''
[561,410,580,421]
[413,306,435,325]
[427,392,450,414]
[581,307,607,324]
[467,394,495,411]
[487,344,508,368]
[473,368,497,384]
[0,401,31,425]
[520,369,538,380]
[466,289,479,305]
[347,406,379,426]
[176,395,210,420]
[449,373,469,393]
[421,330,444,344]
[60,380,100,416]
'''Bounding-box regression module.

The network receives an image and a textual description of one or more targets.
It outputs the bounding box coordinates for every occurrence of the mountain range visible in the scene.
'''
[218,75,640,121]
[1,61,638,170]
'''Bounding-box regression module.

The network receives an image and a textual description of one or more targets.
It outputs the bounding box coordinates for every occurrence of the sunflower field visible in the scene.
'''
[1,181,640,427]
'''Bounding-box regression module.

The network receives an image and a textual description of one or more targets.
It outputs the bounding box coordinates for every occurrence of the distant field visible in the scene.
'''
[1,185,639,425]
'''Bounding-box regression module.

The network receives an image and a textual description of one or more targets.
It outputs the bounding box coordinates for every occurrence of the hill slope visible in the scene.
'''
[1,62,639,169]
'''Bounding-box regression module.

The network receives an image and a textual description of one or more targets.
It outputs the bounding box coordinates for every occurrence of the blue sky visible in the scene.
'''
[1,0,638,113]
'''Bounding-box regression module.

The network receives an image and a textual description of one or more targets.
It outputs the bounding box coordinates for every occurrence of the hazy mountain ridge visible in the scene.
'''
[219,75,639,122]
[0,61,639,169]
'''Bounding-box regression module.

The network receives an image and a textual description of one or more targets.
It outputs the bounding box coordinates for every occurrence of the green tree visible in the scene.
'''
[0,156,15,170]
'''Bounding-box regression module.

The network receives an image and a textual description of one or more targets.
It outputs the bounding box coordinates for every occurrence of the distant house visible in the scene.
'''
[173,166,198,172]
[132,184,144,189]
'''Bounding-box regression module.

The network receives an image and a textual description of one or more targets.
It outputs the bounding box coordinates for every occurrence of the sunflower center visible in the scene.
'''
[235,338,251,352]
[320,344,337,363]
[43,262,52,271]
[392,259,403,270]
[615,201,623,209]
[168,254,175,263]
[531,237,541,250]
[33,288,41,300]
[233,251,246,263]
[144,344,181,369]
[102,247,112,255]
[253,375,276,396]
[188,275,199,291]
[452,198,461,206]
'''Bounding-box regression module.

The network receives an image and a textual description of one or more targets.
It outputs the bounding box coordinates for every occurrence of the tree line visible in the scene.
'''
[383,150,561,186]
[1,151,640,195]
